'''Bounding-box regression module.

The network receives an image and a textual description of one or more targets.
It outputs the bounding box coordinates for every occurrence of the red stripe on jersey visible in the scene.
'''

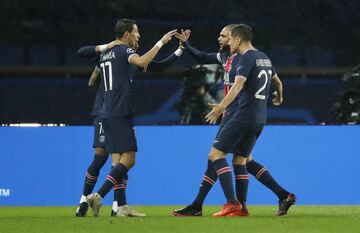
[224,54,236,73]
[224,84,230,96]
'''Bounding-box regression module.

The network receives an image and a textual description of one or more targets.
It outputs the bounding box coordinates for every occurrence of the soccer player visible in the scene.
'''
[85,18,180,217]
[173,25,296,216]
[75,41,122,217]
[75,63,146,217]
[76,31,186,217]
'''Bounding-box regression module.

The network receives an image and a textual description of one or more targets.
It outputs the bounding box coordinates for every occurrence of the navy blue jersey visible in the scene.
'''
[91,59,104,117]
[91,80,104,117]
[216,53,242,111]
[234,49,276,123]
[99,44,137,118]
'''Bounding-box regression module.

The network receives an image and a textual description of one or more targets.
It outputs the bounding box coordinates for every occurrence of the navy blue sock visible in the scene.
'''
[114,174,128,206]
[82,154,108,196]
[212,159,237,204]
[233,164,249,207]
[247,160,289,200]
[194,160,217,206]
[97,163,128,198]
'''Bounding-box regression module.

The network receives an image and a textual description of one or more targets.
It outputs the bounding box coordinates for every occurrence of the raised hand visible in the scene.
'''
[175,29,191,45]
[160,29,179,44]
[175,29,186,49]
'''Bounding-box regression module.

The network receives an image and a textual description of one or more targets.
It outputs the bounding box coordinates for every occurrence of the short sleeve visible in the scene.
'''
[125,46,137,63]
[235,54,253,80]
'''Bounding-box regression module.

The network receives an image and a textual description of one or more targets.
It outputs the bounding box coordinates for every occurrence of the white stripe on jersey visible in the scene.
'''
[216,53,222,63]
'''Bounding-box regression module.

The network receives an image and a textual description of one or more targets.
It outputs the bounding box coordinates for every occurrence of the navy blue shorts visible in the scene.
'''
[102,116,138,154]
[92,117,106,148]
[213,117,264,157]
[215,107,234,139]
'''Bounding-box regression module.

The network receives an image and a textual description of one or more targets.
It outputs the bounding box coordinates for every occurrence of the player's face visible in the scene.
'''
[129,24,140,51]
[218,28,231,53]
[228,32,238,54]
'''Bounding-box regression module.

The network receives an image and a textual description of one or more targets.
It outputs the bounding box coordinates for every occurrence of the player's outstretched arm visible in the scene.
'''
[271,74,283,106]
[186,42,219,64]
[77,40,122,58]
[176,29,219,64]
[129,30,178,68]
[205,76,246,124]
[145,47,184,72]
[146,31,187,72]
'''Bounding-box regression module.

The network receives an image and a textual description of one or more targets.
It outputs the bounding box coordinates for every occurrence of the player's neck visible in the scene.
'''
[118,38,129,45]
[239,43,255,55]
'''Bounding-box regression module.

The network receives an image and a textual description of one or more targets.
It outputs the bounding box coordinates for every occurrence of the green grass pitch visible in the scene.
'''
[1,205,359,233]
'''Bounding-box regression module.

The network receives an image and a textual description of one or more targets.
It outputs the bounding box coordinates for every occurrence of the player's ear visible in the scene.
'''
[236,37,241,46]
[124,31,130,39]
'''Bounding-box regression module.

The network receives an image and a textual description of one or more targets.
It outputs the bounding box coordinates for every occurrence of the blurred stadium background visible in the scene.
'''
[1,0,359,125]
[1,0,360,217]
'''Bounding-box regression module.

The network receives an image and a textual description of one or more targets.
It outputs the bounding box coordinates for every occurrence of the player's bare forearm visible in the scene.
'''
[273,75,283,97]
[88,67,101,87]
[131,46,161,68]
[131,29,178,68]
[272,74,283,106]
[218,77,245,109]
[95,40,122,53]
[205,77,245,124]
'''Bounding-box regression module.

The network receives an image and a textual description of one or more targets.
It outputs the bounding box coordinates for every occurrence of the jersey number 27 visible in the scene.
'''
[255,70,272,100]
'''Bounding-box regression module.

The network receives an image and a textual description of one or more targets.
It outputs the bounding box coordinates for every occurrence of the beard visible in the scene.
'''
[219,44,230,55]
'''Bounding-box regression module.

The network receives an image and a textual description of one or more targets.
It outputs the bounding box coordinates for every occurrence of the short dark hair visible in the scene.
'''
[231,24,253,42]
[114,18,136,38]
[224,24,238,32]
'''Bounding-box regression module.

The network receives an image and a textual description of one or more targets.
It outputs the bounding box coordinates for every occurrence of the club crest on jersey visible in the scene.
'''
[99,135,105,143]
[101,50,115,61]
[127,48,135,54]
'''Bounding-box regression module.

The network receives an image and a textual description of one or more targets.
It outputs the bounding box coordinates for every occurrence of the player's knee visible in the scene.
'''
[111,156,120,167]
[232,154,247,165]
[120,152,136,169]
[209,147,226,161]
[246,154,253,163]
[95,147,107,156]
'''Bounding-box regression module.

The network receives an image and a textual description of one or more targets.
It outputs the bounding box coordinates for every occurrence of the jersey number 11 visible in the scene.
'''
[100,62,113,92]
